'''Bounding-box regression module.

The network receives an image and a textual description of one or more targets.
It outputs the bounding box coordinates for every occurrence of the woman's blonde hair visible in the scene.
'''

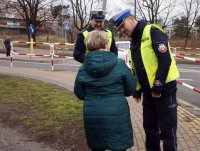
[85,30,108,51]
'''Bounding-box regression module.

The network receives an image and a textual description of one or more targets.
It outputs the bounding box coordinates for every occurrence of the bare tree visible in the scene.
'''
[181,0,200,47]
[7,0,58,41]
[0,1,6,12]
[173,16,188,39]
[195,15,200,32]
[67,0,101,31]
[121,0,178,27]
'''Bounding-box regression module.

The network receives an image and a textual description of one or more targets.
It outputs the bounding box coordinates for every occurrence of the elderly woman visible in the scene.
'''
[74,30,136,151]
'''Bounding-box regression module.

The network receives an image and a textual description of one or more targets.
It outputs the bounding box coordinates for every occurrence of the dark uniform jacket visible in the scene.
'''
[74,51,135,150]
[4,38,11,49]
[73,25,118,63]
[130,20,176,98]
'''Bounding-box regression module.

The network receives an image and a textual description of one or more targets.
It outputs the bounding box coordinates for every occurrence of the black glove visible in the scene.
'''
[152,80,163,97]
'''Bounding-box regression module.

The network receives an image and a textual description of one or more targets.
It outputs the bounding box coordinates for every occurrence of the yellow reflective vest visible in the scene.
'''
[82,29,112,53]
[131,24,180,91]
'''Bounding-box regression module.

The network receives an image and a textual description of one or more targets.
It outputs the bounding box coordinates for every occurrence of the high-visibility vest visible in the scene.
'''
[82,29,112,53]
[131,24,180,91]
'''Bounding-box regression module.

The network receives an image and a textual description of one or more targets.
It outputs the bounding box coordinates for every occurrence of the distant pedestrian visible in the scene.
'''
[74,30,136,151]
[4,36,11,57]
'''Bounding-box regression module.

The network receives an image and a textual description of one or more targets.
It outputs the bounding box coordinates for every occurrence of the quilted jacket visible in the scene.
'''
[74,50,136,150]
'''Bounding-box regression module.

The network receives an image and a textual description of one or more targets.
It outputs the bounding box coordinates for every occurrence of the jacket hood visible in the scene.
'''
[83,51,117,78]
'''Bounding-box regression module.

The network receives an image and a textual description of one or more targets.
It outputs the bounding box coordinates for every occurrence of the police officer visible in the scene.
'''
[73,10,118,63]
[110,9,180,151]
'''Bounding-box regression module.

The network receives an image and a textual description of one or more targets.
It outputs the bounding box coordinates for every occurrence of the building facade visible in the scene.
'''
[164,26,199,39]
[0,4,27,34]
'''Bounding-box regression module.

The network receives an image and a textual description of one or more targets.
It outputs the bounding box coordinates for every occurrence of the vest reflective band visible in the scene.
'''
[82,29,112,53]
[131,24,180,91]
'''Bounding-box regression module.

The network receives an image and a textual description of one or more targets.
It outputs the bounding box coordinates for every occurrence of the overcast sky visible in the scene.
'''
[101,0,133,20]
[104,0,193,21]
[62,0,199,23]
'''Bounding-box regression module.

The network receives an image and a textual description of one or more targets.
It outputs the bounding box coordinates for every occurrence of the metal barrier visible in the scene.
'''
[175,46,200,51]
[176,80,200,94]
[118,48,130,67]
[8,40,200,94]
[54,42,74,59]
[10,41,75,70]
[11,41,54,70]
[171,47,200,63]
[170,47,200,94]
[174,54,200,63]
[0,39,5,49]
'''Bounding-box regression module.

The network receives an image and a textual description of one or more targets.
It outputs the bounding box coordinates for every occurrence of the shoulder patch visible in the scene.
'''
[158,43,167,53]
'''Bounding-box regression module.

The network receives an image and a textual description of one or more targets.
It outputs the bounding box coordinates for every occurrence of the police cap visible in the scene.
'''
[110,9,133,29]
[90,10,106,20]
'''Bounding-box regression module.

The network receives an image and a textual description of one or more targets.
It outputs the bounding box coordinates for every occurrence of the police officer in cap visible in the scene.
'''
[73,10,118,63]
[110,9,180,151]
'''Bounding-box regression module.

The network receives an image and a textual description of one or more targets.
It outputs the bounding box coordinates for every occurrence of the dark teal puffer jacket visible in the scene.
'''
[74,51,136,150]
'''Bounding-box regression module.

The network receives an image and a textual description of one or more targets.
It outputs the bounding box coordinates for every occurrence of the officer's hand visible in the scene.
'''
[133,89,142,103]
[152,80,163,99]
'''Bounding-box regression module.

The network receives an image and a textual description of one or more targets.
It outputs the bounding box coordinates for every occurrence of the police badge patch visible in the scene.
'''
[158,43,167,53]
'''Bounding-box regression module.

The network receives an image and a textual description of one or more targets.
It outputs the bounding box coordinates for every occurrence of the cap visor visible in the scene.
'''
[117,19,125,30]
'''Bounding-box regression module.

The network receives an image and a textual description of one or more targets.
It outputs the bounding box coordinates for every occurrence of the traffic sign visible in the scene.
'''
[63,20,70,31]
[29,24,35,35]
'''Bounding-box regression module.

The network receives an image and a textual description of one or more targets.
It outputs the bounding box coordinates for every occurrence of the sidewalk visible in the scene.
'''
[0,57,200,150]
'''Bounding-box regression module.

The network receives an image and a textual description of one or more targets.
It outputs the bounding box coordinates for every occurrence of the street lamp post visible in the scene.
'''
[60,0,64,38]
[134,0,136,18]
[102,0,107,11]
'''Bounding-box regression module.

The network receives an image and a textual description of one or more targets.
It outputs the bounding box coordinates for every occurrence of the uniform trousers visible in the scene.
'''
[142,83,178,151]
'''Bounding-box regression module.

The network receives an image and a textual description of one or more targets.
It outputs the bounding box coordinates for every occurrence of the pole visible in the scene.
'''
[29,33,33,59]
[102,0,107,11]
[65,30,66,43]
[134,0,136,18]
[60,0,64,39]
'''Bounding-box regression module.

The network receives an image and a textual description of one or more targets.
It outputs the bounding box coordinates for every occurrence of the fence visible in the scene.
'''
[0,39,5,49]
[11,41,53,70]
[7,40,200,94]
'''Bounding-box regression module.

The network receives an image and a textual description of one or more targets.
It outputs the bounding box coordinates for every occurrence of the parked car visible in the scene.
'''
[116,41,131,68]
[116,41,130,50]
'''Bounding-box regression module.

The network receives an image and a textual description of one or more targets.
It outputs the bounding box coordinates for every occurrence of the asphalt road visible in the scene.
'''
[176,64,200,114]
[0,58,199,114]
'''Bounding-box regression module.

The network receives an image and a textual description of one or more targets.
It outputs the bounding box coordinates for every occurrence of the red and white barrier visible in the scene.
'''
[173,54,200,63]
[11,41,54,70]
[54,42,74,59]
[174,47,200,51]
[10,41,76,70]
[54,42,74,46]
[0,39,5,49]
[12,51,51,57]
[176,80,200,94]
